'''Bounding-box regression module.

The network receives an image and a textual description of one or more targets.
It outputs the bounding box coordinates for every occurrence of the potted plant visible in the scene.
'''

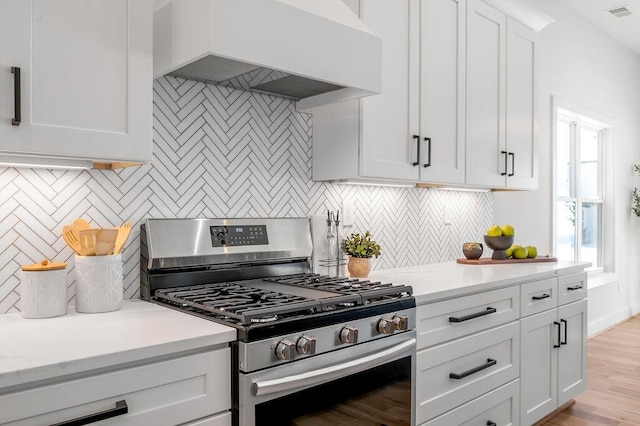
[341,231,381,278]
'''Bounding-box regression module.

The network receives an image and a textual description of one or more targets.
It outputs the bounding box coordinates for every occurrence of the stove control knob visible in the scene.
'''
[377,318,396,335]
[339,326,359,344]
[393,315,409,331]
[296,336,317,355]
[275,340,296,361]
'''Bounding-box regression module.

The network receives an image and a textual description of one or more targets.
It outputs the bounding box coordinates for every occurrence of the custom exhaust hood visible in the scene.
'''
[153,0,382,110]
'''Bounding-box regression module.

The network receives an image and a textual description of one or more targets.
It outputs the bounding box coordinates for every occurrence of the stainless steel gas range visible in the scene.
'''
[141,218,416,426]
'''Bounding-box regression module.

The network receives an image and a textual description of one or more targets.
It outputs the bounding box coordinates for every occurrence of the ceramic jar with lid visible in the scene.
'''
[20,259,68,318]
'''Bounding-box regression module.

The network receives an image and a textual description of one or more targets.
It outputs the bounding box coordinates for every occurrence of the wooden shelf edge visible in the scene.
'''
[92,162,143,170]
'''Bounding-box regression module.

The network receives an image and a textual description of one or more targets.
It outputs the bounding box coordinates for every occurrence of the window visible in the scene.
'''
[554,104,611,270]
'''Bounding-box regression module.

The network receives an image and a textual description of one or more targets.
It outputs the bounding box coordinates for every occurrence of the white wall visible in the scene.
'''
[494,0,640,335]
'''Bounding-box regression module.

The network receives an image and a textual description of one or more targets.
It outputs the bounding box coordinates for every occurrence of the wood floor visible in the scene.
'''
[541,315,640,425]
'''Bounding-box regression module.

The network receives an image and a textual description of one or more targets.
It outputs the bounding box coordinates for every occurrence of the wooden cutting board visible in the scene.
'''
[457,256,558,265]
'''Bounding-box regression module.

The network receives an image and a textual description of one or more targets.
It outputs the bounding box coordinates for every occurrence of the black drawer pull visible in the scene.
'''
[561,318,568,345]
[423,136,431,167]
[449,307,497,323]
[412,134,420,166]
[501,150,508,176]
[11,67,21,126]
[554,321,561,348]
[532,293,550,300]
[487,421,497,426]
[449,358,497,380]
[50,400,128,426]
[567,285,583,291]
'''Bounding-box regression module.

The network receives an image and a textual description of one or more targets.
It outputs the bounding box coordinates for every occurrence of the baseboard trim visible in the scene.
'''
[588,306,632,337]
[533,399,576,426]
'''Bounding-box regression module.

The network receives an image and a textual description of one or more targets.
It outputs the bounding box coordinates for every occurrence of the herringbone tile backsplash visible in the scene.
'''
[0,76,493,313]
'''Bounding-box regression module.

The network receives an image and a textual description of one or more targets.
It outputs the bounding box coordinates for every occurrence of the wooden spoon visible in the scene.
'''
[72,218,91,235]
[113,221,132,255]
[95,228,118,255]
[62,229,81,255]
[78,229,99,256]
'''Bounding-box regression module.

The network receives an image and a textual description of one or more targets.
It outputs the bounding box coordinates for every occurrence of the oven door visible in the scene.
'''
[238,331,416,426]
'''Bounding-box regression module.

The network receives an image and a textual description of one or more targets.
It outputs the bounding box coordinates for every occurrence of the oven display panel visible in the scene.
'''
[210,225,268,247]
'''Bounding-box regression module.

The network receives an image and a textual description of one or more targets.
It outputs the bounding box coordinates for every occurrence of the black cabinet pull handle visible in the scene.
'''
[567,285,583,291]
[561,318,568,345]
[423,137,431,168]
[449,358,497,380]
[50,400,128,426]
[449,307,497,323]
[11,67,21,126]
[412,135,420,166]
[500,150,508,176]
[487,421,497,426]
[532,293,550,300]
[508,152,515,176]
[554,321,561,348]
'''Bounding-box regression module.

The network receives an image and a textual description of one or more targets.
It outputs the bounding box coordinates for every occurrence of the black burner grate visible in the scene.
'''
[154,282,322,325]
[153,274,413,327]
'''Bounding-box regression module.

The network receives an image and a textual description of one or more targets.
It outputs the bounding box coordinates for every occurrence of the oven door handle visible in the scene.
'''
[253,337,416,397]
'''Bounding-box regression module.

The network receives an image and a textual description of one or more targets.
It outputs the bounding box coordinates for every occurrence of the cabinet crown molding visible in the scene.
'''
[482,0,555,32]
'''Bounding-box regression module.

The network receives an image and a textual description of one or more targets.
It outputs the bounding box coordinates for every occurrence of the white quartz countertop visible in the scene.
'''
[0,300,236,390]
[370,260,590,305]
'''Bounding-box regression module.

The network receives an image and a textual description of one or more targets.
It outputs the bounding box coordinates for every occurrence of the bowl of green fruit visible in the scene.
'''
[484,224,515,260]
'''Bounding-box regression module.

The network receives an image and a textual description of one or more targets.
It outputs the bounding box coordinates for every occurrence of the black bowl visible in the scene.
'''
[483,235,514,260]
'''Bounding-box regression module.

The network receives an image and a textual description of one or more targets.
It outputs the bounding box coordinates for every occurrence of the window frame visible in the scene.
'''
[551,96,614,276]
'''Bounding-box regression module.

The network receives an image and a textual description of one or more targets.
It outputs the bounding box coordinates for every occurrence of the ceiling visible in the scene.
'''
[559,0,640,55]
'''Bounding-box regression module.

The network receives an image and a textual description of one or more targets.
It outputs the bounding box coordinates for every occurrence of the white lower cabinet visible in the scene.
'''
[520,298,587,425]
[415,271,587,426]
[0,348,231,426]
[421,379,520,426]
[416,322,519,422]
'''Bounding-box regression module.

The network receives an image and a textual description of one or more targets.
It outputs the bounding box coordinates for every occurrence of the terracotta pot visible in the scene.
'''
[348,257,372,278]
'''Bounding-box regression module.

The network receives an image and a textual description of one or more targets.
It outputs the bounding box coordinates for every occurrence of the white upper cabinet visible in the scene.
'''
[505,17,538,189]
[465,0,538,189]
[466,0,507,188]
[419,0,466,184]
[359,0,419,181]
[313,0,539,189]
[312,0,419,183]
[313,0,465,185]
[0,0,152,165]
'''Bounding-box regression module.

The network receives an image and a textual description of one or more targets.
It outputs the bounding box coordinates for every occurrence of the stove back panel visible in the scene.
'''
[143,218,313,271]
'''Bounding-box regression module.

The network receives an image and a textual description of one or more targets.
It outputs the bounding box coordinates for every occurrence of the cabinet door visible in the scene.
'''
[359,0,419,181]
[418,0,465,184]
[520,309,558,426]
[558,299,587,406]
[465,0,507,188]
[0,0,152,163]
[505,17,538,189]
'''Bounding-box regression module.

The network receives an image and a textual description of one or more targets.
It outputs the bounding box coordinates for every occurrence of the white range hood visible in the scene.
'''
[153,0,382,110]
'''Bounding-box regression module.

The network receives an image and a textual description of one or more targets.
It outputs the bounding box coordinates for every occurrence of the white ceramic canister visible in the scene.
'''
[20,260,68,319]
[74,254,123,313]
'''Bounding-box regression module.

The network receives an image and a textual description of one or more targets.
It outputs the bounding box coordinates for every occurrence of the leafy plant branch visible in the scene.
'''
[634,164,640,217]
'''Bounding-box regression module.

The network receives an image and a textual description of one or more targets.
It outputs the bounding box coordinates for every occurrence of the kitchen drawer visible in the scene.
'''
[558,272,587,306]
[420,379,519,426]
[415,322,520,423]
[0,348,231,426]
[417,286,520,349]
[180,412,231,426]
[521,278,558,317]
